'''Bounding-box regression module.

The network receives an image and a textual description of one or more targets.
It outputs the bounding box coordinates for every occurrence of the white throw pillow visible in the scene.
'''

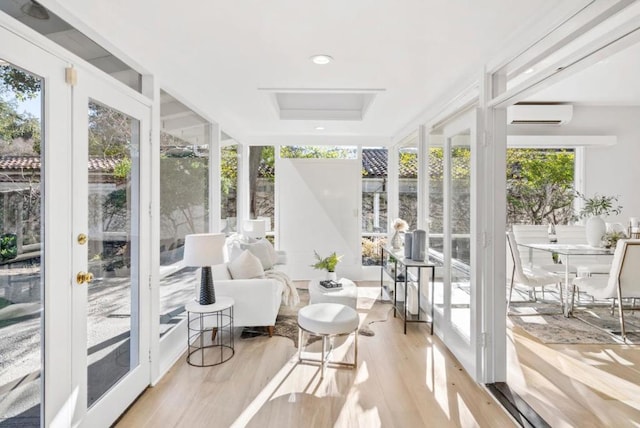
[240,240,277,270]
[210,263,231,280]
[260,239,278,265]
[228,249,265,279]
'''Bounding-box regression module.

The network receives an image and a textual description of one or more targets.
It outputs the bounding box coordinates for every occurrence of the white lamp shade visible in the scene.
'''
[243,219,266,239]
[257,216,271,232]
[183,233,226,267]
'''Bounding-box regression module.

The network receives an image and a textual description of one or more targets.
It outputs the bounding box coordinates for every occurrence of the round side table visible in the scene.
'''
[185,296,234,367]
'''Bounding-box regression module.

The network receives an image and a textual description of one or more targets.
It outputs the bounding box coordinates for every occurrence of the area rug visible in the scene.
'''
[241,288,393,347]
[509,302,640,344]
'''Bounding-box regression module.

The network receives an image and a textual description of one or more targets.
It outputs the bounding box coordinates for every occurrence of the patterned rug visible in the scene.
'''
[509,301,640,344]
[241,287,393,347]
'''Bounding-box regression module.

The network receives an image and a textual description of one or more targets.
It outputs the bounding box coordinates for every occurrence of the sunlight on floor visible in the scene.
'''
[229,355,299,427]
[516,331,640,411]
[230,336,365,427]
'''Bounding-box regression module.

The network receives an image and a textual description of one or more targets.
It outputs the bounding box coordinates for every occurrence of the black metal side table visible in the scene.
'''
[380,245,436,335]
[186,296,234,367]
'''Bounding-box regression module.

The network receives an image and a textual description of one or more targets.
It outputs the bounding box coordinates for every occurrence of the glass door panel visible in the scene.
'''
[449,135,472,339]
[432,109,481,380]
[428,144,445,311]
[73,71,150,427]
[0,60,43,428]
[86,100,140,407]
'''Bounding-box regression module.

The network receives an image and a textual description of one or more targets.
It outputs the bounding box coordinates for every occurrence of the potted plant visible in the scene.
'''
[602,230,626,249]
[576,191,622,247]
[311,250,343,280]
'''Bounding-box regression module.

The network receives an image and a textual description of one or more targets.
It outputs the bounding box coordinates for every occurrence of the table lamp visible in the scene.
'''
[243,219,266,240]
[183,233,226,305]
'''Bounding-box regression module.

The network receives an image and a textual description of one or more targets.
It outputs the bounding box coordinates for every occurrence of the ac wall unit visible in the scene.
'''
[507,104,573,125]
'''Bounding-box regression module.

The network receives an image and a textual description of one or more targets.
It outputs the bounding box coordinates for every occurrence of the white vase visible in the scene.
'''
[326,271,337,281]
[586,215,606,247]
[391,231,403,250]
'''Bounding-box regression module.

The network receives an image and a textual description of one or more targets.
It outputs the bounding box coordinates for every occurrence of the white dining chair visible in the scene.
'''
[506,231,563,313]
[511,224,579,276]
[572,239,640,341]
[555,225,611,275]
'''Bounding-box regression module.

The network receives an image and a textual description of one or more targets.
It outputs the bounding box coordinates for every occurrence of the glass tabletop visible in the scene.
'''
[518,242,615,256]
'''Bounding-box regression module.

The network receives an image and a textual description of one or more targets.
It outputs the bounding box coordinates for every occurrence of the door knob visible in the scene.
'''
[76,271,94,285]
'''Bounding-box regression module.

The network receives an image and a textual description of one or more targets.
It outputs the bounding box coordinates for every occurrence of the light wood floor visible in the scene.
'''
[508,325,640,427]
[118,284,640,428]
[117,285,514,428]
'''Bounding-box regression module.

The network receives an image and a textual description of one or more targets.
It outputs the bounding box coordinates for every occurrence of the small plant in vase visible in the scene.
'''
[311,250,343,280]
[602,230,626,249]
[391,218,409,250]
[576,191,622,247]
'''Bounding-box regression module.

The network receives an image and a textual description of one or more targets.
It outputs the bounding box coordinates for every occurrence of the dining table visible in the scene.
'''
[517,243,614,316]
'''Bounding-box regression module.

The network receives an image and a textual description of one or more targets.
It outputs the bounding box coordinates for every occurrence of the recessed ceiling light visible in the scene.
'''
[315,126,325,131]
[310,55,333,65]
[524,67,535,74]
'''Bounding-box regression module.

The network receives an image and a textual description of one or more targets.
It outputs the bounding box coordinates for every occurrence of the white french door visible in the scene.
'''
[0,21,151,427]
[0,23,72,428]
[431,109,483,380]
[71,71,151,427]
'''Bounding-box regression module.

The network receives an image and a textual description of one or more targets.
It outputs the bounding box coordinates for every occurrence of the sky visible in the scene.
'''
[1,91,42,119]
[18,96,41,118]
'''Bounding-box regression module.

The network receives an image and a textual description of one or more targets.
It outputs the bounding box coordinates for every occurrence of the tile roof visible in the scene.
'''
[1,151,449,179]
[258,149,439,179]
[0,156,120,171]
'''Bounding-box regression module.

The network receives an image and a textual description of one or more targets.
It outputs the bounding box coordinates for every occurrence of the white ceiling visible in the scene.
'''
[48,0,563,144]
[524,37,640,106]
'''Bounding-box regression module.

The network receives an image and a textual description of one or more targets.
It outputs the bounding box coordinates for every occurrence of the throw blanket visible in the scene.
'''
[265,270,300,306]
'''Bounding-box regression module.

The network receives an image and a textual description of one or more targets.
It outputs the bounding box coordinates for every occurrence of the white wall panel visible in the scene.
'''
[277,159,361,280]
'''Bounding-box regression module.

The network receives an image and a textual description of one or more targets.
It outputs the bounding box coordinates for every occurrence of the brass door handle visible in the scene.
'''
[76,271,94,285]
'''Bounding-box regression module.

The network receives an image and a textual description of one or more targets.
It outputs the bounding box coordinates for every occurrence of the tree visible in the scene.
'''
[249,146,264,217]
[280,145,353,159]
[220,145,238,196]
[507,149,575,225]
[0,66,41,100]
[88,102,132,157]
[0,66,41,152]
[160,155,208,235]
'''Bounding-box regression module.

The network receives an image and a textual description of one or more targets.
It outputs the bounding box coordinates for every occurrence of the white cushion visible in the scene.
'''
[240,240,277,270]
[298,303,359,335]
[261,240,278,264]
[228,249,265,279]
[211,263,231,280]
[227,240,243,263]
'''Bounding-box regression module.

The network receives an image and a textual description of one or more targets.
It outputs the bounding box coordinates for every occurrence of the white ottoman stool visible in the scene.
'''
[297,303,359,379]
[308,277,358,309]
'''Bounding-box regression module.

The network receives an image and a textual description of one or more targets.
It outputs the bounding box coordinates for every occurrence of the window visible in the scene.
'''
[398,147,418,230]
[361,147,388,265]
[221,143,238,233]
[507,148,575,226]
[158,91,209,335]
[428,147,444,255]
[280,145,357,159]
[249,146,274,237]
